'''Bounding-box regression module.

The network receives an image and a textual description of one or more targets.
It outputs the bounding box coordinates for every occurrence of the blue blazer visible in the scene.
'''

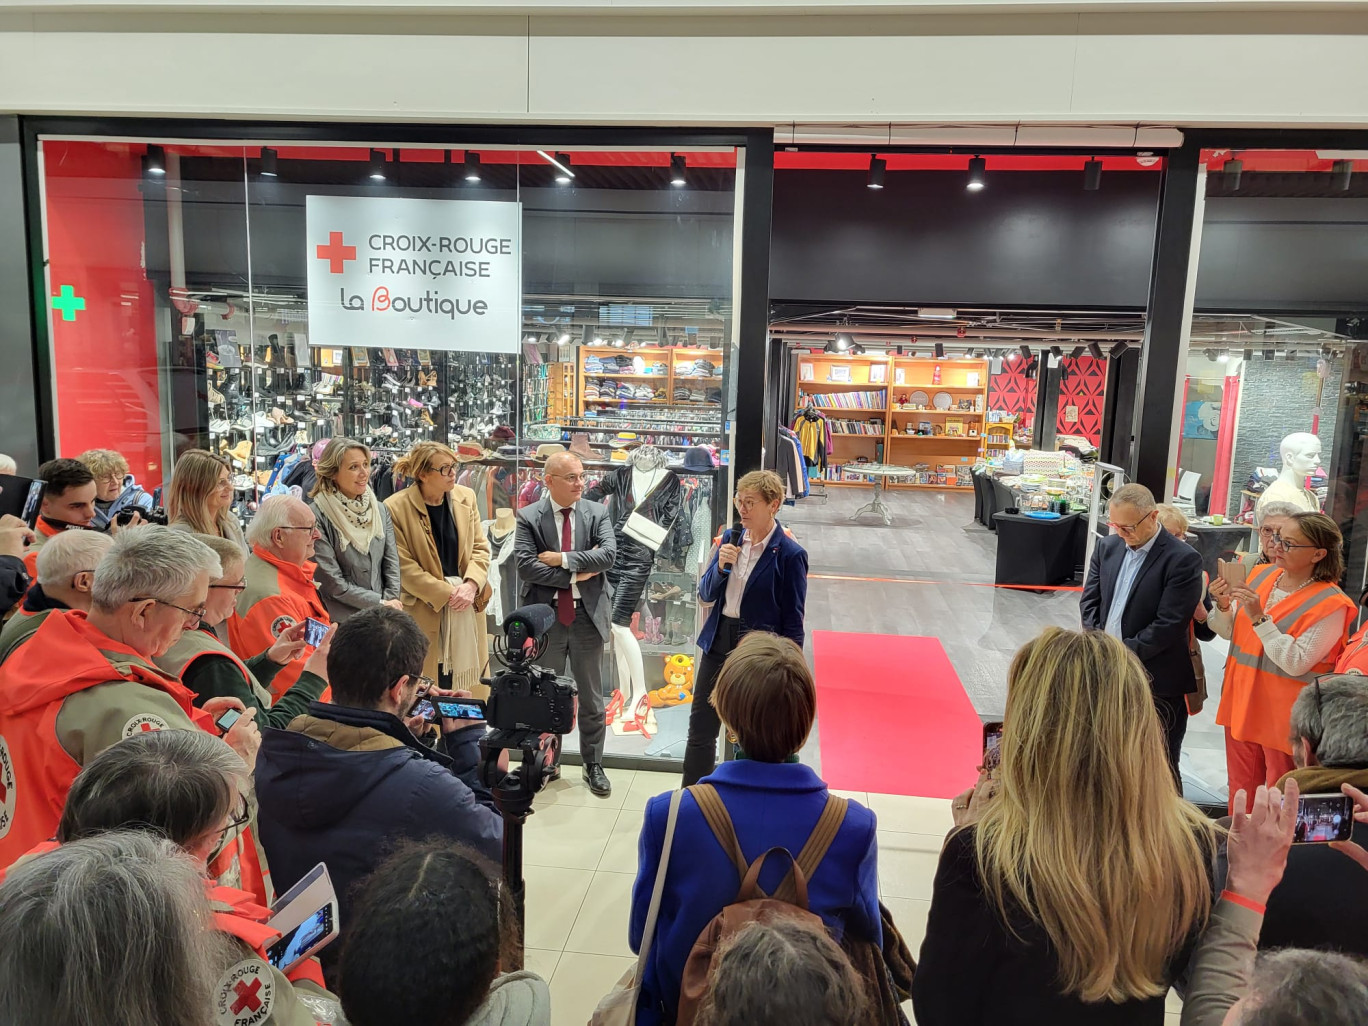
[696,520,808,653]
[629,761,882,1026]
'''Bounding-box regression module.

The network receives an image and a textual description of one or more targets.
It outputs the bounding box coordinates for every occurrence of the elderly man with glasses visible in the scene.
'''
[229,495,331,703]
[0,525,260,868]
[255,605,502,984]
[1081,482,1204,784]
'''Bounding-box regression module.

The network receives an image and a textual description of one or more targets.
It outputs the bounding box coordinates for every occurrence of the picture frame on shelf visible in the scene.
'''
[869,364,887,384]
[894,367,906,385]
[800,362,814,381]
[827,364,852,383]
[967,371,981,387]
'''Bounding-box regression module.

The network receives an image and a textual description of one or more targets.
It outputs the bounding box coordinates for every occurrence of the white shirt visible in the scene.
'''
[1104,529,1160,640]
[550,498,580,600]
[723,522,777,618]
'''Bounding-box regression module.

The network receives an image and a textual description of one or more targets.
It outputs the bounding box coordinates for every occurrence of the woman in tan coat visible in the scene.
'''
[384,442,491,693]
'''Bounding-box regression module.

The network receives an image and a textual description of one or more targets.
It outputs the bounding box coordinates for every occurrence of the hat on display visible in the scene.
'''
[610,449,630,462]
[456,442,491,463]
[609,432,640,450]
[568,433,599,460]
[496,445,521,458]
[492,425,516,442]
[682,446,714,471]
[533,443,567,462]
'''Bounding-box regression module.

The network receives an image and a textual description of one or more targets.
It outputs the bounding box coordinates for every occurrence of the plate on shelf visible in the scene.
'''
[932,391,953,410]
[1023,510,1062,520]
[909,390,929,407]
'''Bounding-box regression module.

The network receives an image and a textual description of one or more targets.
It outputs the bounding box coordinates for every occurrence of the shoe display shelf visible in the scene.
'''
[344,352,444,453]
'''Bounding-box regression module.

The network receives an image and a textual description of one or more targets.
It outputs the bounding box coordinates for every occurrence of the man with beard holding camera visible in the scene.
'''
[253,604,502,982]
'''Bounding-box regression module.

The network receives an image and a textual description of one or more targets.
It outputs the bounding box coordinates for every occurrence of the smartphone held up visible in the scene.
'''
[1294,793,1355,844]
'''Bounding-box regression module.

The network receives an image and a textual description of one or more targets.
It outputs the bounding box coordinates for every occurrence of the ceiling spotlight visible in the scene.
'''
[612,337,625,348]
[1218,350,1231,362]
[259,147,278,177]
[1087,342,1103,359]
[1112,341,1129,357]
[523,334,538,344]
[1008,350,1020,361]
[966,156,986,192]
[556,332,570,345]
[907,349,916,358]
[1083,158,1102,192]
[931,342,943,358]
[368,149,387,181]
[834,333,853,352]
[1070,346,1084,359]
[1204,348,1218,362]
[464,152,482,182]
[670,154,687,187]
[1224,157,1243,191]
[1018,344,1032,360]
[144,144,166,176]
[1243,347,1253,362]
[848,343,866,356]
[1050,345,1063,358]
[867,155,885,190]
[1333,159,1353,191]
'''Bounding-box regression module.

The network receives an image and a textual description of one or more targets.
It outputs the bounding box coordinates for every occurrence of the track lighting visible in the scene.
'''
[1008,351,1020,362]
[1263,349,1275,361]
[259,147,278,177]
[556,332,570,346]
[867,155,885,190]
[834,333,853,352]
[144,144,166,176]
[1018,344,1032,360]
[1088,342,1103,360]
[538,150,574,183]
[368,149,387,181]
[895,345,903,356]
[1050,345,1063,358]
[1286,349,1298,361]
[581,326,594,346]
[966,156,986,192]
[1224,157,1243,191]
[670,154,687,187]
[1218,351,1231,362]
[1112,341,1129,357]
[934,342,945,358]
[848,343,866,356]
[1083,158,1102,192]
[1204,349,1218,362]
[1333,160,1353,191]
[464,152,482,182]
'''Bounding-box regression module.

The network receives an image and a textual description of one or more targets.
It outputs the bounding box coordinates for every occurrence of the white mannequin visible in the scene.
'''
[1256,431,1321,516]
[610,445,670,727]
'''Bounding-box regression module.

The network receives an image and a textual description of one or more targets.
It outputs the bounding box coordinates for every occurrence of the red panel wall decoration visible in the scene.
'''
[1055,356,1107,445]
[988,359,1038,430]
[43,141,164,489]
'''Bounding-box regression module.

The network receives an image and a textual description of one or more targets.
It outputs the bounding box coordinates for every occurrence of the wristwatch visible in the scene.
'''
[1252,614,1270,628]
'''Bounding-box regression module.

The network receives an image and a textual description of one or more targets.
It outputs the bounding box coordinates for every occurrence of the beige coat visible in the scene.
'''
[384,483,491,686]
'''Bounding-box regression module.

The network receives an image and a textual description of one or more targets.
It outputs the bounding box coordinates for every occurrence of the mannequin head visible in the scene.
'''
[1280,432,1322,477]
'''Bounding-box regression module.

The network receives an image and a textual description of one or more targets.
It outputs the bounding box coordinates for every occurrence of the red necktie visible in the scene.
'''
[557,508,574,626]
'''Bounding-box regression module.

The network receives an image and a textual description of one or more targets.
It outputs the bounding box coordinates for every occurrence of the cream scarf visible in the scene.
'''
[313,487,385,554]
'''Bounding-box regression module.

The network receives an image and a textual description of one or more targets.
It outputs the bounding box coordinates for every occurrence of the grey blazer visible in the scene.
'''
[309,498,402,623]
[514,497,616,640]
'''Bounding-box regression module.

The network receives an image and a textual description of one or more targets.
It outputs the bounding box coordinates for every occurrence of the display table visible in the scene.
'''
[992,511,1085,588]
[1186,522,1255,579]
[989,477,1017,532]
[841,463,918,525]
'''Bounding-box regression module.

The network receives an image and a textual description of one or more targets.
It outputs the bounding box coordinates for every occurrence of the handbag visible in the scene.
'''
[590,788,684,1026]
[624,511,669,551]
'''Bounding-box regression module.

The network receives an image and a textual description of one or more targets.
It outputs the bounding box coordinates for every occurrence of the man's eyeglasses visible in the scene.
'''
[209,582,248,593]
[137,597,207,625]
[1270,533,1318,552]
[277,523,318,533]
[1108,510,1155,534]
[552,473,586,485]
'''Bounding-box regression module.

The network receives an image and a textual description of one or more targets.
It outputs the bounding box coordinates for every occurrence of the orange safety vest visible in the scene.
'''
[1216,564,1356,753]
[20,518,63,580]
[229,547,330,700]
[1335,622,1368,675]
[210,883,327,989]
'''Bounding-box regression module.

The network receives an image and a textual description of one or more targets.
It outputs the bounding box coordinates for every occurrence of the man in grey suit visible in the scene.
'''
[515,452,617,797]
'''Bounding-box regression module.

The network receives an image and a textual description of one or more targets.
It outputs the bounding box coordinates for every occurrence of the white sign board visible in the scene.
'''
[305,195,521,353]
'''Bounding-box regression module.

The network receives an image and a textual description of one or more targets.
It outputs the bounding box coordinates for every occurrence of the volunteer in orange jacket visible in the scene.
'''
[229,496,330,701]
[0,525,260,869]
[13,729,341,1026]
[22,458,100,579]
[1209,511,1355,813]
[1335,589,1368,674]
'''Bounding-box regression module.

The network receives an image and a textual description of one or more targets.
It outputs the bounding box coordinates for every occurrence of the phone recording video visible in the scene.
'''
[302,617,329,648]
[266,905,335,972]
[21,480,43,529]
[214,708,242,735]
[1294,793,1355,844]
[433,697,488,721]
[410,698,437,723]
[982,721,1004,772]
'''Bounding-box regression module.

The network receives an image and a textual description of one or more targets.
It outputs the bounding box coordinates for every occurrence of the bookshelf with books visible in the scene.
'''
[795,354,890,483]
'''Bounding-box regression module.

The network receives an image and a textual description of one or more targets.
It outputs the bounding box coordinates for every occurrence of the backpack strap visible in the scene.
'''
[688,784,748,881]
[774,795,849,905]
[741,847,810,908]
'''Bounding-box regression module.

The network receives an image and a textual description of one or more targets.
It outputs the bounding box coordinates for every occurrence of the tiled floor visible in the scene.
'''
[522,770,1184,1025]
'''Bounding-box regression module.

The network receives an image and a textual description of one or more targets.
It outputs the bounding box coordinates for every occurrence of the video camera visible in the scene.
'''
[483,604,578,734]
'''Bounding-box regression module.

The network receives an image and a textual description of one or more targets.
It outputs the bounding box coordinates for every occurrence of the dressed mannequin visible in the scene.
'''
[483,508,519,630]
[585,445,683,728]
[1256,432,1322,517]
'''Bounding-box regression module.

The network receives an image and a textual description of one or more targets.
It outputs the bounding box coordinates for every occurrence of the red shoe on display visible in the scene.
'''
[621,695,654,740]
[604,689,625,724]
[631,612,645,640]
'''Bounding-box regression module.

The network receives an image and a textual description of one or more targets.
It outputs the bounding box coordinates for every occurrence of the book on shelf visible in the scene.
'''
[800,390,886,410]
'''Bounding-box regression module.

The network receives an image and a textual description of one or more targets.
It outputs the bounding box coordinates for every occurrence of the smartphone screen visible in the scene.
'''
[266,905,333,971]
[21,480,43,528]
[214,708,242,734]
[982,721,1003,772]
[303,617,328,647]
[434,698,487,721]
[410,698,436,723]
[1294,793,1355,844]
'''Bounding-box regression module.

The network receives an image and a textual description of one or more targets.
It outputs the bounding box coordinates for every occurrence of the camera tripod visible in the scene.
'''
[479,727,561,970]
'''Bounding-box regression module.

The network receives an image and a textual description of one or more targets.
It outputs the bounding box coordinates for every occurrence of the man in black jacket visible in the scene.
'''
[1080,482,1203,782]
[254,605,502,981]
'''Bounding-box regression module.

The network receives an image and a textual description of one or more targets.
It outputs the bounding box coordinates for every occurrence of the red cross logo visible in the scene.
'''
[316,231,356,274]
[231,978,263,1015]
[139,722,157,732]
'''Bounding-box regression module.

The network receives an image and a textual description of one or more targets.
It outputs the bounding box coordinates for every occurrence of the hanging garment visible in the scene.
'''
[585,465,684,625]
[482,522,520,629]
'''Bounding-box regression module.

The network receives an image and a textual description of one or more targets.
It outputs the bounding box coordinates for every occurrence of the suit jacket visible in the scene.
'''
[697,521,808,653]
[513,497,617,640]
[1080,526,1204,697]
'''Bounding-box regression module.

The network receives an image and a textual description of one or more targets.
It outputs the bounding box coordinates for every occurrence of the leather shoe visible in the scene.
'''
[582,763,612,797]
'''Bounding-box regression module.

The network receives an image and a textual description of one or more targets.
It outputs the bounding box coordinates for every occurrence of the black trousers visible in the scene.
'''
[539,602,607,763]
[682,615,742,787]
[1154,692,1188,790]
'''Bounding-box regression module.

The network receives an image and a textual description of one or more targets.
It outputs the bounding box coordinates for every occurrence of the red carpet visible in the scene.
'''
[812,631,983,799]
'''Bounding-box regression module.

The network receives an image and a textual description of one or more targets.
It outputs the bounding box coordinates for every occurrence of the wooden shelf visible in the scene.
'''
[578,345,725,417]
[890,408,985,416]
[887,483,975,492]
[891,434,982,441]
[816,408,888,416]
[588,373,666,380]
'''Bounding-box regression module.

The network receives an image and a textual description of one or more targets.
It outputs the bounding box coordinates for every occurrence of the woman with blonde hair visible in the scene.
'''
[76,448,153,530]
[383,441,490,691]
[914,627,1219,1024]
[309,437,401,623]
[167,449,245,553]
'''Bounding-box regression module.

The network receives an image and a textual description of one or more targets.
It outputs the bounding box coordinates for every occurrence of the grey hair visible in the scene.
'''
[35,530,113,587]
[192,532,247,578]
[90,524,221,613]
[1254,500,1303,528]
[0,831,234,1026]
[1240,949,1368,1025]
[0,453,16,476]
[1110,483,1156,513]
[245,494,306,548]
[1291,673,1368,768]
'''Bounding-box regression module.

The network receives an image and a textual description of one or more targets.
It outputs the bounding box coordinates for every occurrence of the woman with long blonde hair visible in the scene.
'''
[166,449,246,554]
[913,627,1218,1025]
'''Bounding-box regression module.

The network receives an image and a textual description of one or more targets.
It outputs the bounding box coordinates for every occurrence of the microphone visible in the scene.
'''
[502,604,556,647]
[719,521,744,575]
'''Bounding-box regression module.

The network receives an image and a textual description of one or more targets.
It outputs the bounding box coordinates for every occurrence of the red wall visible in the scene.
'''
[988,358,1038,428]
[1055,356,1107,445]
[44,141,164,489]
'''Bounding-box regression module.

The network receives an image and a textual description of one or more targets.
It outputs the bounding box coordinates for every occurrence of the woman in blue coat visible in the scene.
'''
[630,632,880,1026]
[684,469,808,786]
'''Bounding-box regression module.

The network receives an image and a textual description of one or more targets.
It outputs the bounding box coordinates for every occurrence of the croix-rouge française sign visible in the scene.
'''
[305,195,521,353]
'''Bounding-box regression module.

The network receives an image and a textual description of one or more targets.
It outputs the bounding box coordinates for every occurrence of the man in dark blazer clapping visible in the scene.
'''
[1080,482,1203,784]
[515,452,617,796]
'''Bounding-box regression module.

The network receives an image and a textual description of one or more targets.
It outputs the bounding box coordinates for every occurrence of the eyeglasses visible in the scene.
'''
[552,473,586,485]
[209,582,247,592]
[434,464,457,477]
[136,597,208,625]
[1107,510,1155,534]
[208,798,252,863]
[409,674,435,697]
[1270,533,1318,552]
[277,523,318,533]
[734,497,765,512]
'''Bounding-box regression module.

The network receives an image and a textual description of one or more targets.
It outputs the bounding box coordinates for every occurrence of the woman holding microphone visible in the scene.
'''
[683,469,808,786]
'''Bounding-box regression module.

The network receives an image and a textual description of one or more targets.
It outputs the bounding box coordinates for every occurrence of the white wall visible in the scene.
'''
[3,6,1368,127]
